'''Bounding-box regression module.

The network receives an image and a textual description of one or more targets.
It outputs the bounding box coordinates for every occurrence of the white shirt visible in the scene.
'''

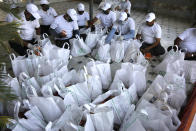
[113,17,135,35]
[5,13,18,23]
[77,12,89,27]
[120,1,131,14]
[96,11,116,28]
[18,12,40,40]
[50,15,79,39]
[138,22,162,44]
[39,7,57,25]
[178,28,196,53]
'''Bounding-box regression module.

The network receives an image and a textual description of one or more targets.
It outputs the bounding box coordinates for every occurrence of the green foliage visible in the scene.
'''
[0,116,11,128]
[0,21,21,41]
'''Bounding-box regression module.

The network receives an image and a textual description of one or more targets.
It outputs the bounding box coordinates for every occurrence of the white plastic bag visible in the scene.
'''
[45,105,83,131]
[86,74,103,101]
[18,106,47,131]
[85,32,99,49]
[87,106,114,131]
[71,36,91,57]
[154,46,185,75]
[8,77,22,98]
[110,41,125,63]
[64,81,91,106]
[10,53,28,77]
[96,44,111,63]
[30,97,63,122]
[97,87,136,125]
[86,61,112,90]
[50,43,70,64]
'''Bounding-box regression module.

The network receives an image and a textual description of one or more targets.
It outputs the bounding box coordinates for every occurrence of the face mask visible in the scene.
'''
[78,11,84,15]
[103,10,109,15]
[42,4,49,11]
[67,16,73,22]
[29,15,36,21]
[119,20,126,25]
[122,0,126,2]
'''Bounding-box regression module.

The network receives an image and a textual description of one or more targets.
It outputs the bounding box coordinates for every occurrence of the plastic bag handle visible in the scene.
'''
[9,53,16,62]
[26,49,34,57]
[42,33,49,39]
[172,45,179,52]
[62,42,70,49]
[88,58,96,67]
[14,101,21,121]
[75,35,80,40]
[180,48,187,53]
[27,85,38,98]
[83,66,88,82]
[19,72,30,81]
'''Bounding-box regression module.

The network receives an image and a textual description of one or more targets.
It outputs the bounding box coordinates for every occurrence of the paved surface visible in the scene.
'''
[0,0,192,75]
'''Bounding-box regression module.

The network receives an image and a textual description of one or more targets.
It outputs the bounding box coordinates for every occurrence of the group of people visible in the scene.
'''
[6,0,196,60]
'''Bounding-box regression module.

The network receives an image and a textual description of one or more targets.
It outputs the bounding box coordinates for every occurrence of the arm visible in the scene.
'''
[35,28,41,35]
[89,17,98,27]
[52,8,58,17]
[174,37,182,46]
[136,24,142,40]
[144,38,160,51]
[105,28,116,43]
[122,30,135,40]
[174,37,196,59]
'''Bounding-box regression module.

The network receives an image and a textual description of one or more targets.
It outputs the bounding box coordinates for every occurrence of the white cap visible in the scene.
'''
[146,12,156,22]
[67,9,77,21]
[40,0,49,5]
[101,3,111,11]
[26,3,40,19]
[119,12,127,21]
[78,3,85,11]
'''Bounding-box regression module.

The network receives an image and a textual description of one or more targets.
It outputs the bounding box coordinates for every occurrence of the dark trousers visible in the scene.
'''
[140,42,165,56]
[9,39,35,56]
[79,26,87,41]
[40,25,50,35]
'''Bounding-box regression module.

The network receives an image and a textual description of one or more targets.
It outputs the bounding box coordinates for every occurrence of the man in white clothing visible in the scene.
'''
[39,0,57,35]
[136,12,165,56]
[77,3,90,40]
[115,0,131,16]
[168,28,196,60]
[89,3,116,31]
[77,3,89,29]
[50,9,79,48]
[9,3,41,56]
[105,12,135,43]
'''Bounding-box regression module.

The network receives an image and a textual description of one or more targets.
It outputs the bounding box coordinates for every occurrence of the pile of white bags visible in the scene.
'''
[4,30,195,131]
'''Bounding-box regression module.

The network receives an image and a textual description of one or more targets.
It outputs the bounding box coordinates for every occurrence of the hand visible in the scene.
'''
[60,30,67,37]
[185,53,194,58]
